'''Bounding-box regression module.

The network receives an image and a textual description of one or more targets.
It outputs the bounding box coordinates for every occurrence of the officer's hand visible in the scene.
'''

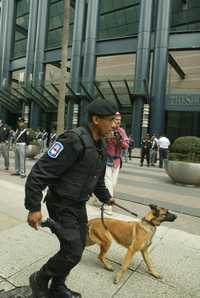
[27,211,42,230]
[107,198,115,206]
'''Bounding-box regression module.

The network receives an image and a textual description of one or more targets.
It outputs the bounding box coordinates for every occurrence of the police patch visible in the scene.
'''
[48,141,64,158]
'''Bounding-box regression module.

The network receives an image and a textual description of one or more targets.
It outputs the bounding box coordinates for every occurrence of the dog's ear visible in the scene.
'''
[149,204,157,211]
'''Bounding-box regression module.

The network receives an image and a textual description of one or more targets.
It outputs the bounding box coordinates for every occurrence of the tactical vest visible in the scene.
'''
[48,127,106,203]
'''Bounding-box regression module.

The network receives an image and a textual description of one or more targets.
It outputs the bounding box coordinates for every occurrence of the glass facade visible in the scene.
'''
[0,0,200,136]
[98,0,140,40]
[167,50,200,93]
[46,0,75,49]
[12,0,30,59]
[170,0,200,32]
[166,111,200,142]
[96,54,135,106]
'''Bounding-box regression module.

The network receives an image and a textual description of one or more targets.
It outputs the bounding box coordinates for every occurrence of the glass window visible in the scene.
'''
[166,111,200,142]
[167,50,200,93]
[46,0,75,49]
[98,0,141,40]
[170,0,200,32]
[12,0,30,59]
[96,54,135,106]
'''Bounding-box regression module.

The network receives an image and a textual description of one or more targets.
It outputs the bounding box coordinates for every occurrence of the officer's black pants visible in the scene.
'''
[140,149,150,165]
[159,148,168,168]
[43,200,87,281]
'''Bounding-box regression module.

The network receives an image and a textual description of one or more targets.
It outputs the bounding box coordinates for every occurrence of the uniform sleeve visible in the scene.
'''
[93,165,112,203]
[25,133,83,212]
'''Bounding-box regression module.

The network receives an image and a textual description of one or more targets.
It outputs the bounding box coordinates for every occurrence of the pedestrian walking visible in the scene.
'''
[11,118,29,178]
[128,134,134,160]
[0,120,10,170]
[25,99,116,298]
[150,134,158,166]
[104,112,129,215]
[158,134,170,168]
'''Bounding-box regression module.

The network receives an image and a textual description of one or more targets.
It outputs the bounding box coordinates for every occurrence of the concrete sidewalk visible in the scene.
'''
[0,170,200,298]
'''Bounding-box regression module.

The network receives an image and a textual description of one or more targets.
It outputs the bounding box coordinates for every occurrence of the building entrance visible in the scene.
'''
[166,111,200,143]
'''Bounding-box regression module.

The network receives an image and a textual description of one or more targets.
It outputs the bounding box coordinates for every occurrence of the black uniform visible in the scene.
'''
[140,138,152,166]
[25,126,111,282]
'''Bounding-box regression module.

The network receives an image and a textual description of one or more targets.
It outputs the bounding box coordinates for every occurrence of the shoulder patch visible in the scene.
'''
[48,141,64,158]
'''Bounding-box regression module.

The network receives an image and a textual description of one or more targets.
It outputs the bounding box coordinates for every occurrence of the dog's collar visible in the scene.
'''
[142,218,156,227]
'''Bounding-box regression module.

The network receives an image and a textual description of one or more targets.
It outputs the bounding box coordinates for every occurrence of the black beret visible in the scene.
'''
[87,99,118,116]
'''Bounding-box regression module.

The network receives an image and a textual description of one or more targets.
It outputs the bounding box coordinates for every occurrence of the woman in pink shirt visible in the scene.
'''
[104,112,129,215]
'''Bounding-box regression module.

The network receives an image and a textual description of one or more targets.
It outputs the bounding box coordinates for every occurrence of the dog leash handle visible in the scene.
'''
[113,202,138,217]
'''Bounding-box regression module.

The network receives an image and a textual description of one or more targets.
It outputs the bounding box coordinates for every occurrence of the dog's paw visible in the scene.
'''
[106,264,114,271]
[114,273,121,284]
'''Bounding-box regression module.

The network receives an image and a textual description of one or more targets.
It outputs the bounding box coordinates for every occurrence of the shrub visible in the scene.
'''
[169,136,200,163]
[27,128,40,146]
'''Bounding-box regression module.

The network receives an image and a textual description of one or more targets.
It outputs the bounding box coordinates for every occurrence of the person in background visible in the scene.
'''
[104,112,129,215]
[41,129,48,152]
[24,99,116,298]
[49,128,57,148]
[11,118,29,178]
[121,147,129,163]
[140,133,152,167]
[0,119,10,170]
[36,129,43,152]
[9,129,15,150]
[150,134,158,166]
[128,134,134,160]
[158,134,170,168]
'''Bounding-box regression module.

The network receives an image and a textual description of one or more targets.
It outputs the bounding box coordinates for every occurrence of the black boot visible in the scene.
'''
[29,270,50,298]
[49,284,81,298]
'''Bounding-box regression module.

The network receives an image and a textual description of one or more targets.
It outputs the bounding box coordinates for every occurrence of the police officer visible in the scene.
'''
[0,119,10,170]
[140,133,152,167]
[25,99,117,298]
[12,118,28,178]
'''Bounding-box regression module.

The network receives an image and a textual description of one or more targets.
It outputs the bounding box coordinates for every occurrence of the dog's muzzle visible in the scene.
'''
[166,212,177,222]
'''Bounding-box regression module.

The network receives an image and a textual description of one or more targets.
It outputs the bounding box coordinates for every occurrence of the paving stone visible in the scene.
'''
[0,223,58,278]
[0,281,15,292]
[0,213,21,232]
[137,229,200,297]
[114,271,194,298]
[7,250,132,298]
[67,250,133,298]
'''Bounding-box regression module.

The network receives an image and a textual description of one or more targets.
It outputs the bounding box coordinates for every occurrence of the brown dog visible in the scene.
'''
[86,204,177,284]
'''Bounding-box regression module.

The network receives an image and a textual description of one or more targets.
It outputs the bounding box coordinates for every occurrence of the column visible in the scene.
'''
[24,0,39,124]
[67,0,86,128]
[0,0,15,85]
[150,0,171,135]
[132,0,153,146]
[29,0,48,128]
[80,0,100,125]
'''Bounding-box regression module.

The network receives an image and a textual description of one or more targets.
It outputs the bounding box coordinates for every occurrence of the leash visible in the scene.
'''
[100,203,108,230]
[100,201,138,229]
[113,202,138,217]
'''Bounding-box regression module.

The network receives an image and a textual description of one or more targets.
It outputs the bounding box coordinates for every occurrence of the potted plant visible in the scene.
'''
[26,128,41,159]
[164,136,200,186]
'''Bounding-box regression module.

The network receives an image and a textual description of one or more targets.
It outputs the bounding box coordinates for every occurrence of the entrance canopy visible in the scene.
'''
[0,79,148,114]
